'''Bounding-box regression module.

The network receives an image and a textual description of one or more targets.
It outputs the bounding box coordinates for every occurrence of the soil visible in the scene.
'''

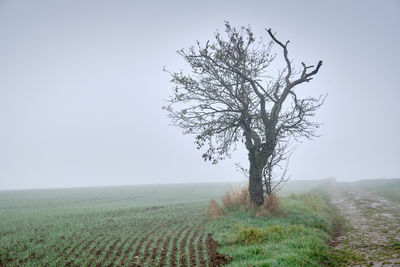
[98,239,119,266]
[148,229,168,265]
[179,226,193,265]
[114,236,132,259]
[53,218,230,267]
[158,232,173,266]
[331,184,400,266]
[189,227,201,266]
[132,233,151,263]
[139,233,157,265]
[206,234,232,267]
[197,231,207,267]
[143,206,164,212]
[169,225,189,266]
[121,236,139,265]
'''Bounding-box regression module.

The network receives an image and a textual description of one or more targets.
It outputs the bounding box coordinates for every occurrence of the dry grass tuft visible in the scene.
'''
[257,193,281,216]
[207,186,282,217]
[206,198,224,218]
[221,186,250,211]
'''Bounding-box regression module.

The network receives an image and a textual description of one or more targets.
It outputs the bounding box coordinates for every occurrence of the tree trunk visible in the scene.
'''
[248,151,265,207]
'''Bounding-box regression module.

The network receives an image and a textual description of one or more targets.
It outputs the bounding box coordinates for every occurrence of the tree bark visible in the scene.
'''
[248,150,265,206]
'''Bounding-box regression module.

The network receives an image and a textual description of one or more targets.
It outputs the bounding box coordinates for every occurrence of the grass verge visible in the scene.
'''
[206,187,354,266]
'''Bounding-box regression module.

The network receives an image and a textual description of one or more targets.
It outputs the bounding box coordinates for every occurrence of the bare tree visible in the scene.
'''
[164,22,323,206]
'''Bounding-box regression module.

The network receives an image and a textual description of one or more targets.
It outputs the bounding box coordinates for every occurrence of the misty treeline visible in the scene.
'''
[164,22,324,206]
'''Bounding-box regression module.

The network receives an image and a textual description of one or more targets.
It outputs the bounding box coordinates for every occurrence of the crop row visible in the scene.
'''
[47,219,212,266]
[1,199,223,266]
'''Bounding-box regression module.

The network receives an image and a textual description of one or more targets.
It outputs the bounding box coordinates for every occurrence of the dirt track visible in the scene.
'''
[331,184,400,266]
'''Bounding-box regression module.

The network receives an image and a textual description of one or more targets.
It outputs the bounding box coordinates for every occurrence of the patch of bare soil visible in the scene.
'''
[143,206,164,212]
[98,239,119,267]
[206,234,232,267]
[158,233,172,266]
[114,236,131,260]
[169,225,189,266]
[121,236,139,265]
[189,226,201,266]
[148,229,168,266]
[139,234,158,265]
[179,225,193,265]
[0,258,8,267]
[331,185,400,266]
[197,232,207,267]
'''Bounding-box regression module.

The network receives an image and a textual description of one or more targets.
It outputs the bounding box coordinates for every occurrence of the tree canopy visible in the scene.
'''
[164,22,324,205]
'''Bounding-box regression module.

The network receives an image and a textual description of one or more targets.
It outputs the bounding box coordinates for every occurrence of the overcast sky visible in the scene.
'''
[0,0,399,190]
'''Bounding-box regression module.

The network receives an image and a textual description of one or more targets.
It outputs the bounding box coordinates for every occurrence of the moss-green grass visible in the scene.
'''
[207,186,350,267]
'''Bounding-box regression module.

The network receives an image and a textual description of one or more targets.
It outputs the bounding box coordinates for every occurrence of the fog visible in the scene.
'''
[1,0,399,190]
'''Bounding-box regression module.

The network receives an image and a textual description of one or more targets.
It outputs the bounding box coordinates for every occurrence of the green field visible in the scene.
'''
[1,181,344,266]
[0,183,232,266]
